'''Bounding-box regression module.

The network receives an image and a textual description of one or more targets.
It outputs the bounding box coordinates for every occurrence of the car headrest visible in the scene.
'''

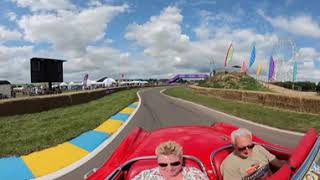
[126,157,203,179]
[266,163,291,180]
[289,128,318,169]
[211,145,233,180]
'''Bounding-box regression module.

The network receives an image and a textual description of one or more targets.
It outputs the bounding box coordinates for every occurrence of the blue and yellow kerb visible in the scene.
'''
[0,102,139,179]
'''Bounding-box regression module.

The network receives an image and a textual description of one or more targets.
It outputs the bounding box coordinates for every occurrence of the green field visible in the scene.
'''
[0,89,138,157]
[165,87,320,133]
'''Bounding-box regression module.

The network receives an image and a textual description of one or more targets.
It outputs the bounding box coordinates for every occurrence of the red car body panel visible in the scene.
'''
[87,122,318,180]
[288,128,317,168]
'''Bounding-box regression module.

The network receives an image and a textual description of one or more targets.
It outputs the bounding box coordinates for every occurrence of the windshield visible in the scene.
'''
[303,147,320,180]
[291,138,320,180]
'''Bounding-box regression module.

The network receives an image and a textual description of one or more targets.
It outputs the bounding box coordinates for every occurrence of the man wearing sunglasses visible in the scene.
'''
[132,141,208,180]
[220,128,286,180]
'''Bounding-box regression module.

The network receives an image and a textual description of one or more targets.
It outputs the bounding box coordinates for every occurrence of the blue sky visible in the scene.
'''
[0,0,320,83]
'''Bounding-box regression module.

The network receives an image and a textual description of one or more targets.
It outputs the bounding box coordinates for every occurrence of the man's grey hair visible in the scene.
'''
[230,128,252,145]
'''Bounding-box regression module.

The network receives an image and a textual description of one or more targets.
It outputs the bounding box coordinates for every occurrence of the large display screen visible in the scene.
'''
[30,57,65,83]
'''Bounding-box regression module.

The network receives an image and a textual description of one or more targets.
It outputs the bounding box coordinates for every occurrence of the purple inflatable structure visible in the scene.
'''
[167,73,209,83]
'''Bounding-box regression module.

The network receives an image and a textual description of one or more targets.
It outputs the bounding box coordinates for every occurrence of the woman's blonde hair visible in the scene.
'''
[155,141,183,158]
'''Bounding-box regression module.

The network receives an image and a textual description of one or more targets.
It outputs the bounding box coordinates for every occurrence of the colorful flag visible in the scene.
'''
[241,61,247,73]
[83,73,88,88]
[268,56,275,80]
[256,64,262,77]
[293,61,297,81]
[249,43,256,68]
[224,43,234,66]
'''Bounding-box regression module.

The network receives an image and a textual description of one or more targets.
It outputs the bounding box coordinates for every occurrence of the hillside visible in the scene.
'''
[199,72,269,91]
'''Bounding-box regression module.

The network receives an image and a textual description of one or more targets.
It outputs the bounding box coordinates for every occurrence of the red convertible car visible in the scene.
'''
[85,122,319,180]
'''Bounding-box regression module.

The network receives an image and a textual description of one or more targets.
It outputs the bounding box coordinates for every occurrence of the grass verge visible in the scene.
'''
[164,87,320,133]
[0,88,138,157]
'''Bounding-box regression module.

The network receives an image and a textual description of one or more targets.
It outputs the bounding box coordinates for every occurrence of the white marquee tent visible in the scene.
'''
[102,78,116,87]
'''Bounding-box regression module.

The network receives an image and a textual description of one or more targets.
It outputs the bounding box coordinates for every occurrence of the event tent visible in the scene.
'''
[102,78,116,86]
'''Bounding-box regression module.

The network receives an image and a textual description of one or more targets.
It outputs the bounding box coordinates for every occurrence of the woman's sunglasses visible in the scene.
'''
[237,144,255,151]
[158,161,181,167]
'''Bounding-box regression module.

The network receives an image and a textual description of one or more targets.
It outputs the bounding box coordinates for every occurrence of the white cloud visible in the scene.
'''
[18,4,128,56]
[297,63,320,82]
[7,12,17,21]
[88,0,103,7]
[126,7,272,76]
[198,10,240,24]
[125,6,317,82]
[11,0,75,11]
[126,6,190,57]
[2,5,319,83]
[259,11,320,38]
[0,26,22,41]
[1,3,129,82]
[63,46,166,81]
[296,47,320,80]
[296,48,319,61]
[0,45,33,82]
[126,6,210,77]
[194,25,210,40]
[0,45,32,60]
[194,10,241,40]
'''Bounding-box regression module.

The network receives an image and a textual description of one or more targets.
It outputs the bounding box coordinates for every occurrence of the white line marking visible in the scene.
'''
[35,91,142,180]
[160,88,304,136]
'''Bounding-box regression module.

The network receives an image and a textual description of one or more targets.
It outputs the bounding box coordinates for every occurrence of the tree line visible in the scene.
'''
[272,81,320,92]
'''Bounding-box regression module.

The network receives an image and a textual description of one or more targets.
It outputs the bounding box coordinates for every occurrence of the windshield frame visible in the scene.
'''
[291,137,320,180]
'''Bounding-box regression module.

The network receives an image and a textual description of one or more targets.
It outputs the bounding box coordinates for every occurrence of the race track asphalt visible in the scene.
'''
[58,87,302,180]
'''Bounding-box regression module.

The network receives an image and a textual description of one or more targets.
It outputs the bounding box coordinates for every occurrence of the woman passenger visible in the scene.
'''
[131,140,208,180]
